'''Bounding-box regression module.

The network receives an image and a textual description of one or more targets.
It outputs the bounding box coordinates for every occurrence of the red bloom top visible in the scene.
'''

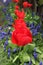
[12,0,19,3]
[15,9,25,19]
[11,1,32,46]
[23,1,32,8]
[15,5,19,9]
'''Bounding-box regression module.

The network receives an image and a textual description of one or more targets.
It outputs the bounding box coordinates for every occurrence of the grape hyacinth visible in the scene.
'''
[6,13,13,23]
[4,39,8,51]
[1,0,12,6]
[29,22,35,29]
[4,39,8,46]
[31,29,38,36]
[13,48,17,53]
[33,52,38,59]
[0,32,6,40]
[28,61,32,65]
[8,48,11,58]
[29,22,41,36]
[39,61,43,65]
[4,44,6,51]
[36,23,41,32]
[2,8,7,13]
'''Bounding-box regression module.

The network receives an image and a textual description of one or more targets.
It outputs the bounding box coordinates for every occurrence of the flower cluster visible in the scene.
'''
[26,22,41,36]
[11,0,32,46]
[0,0,12,6]
[0,26,11,40]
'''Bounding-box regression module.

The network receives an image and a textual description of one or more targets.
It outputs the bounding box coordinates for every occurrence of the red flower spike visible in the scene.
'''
[15,5,19,9]
[12,0,19,3]
[23,1,32,8]
[14,9,25,19]
[28,3,32,7]
[23,2,28,8]
[11,1,33,46]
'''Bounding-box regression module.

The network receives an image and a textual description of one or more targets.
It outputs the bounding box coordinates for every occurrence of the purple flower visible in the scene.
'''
[13,48,17,53]
[0,32,6,40]
[31,29,38,36]
[28,61,32,65]
[4,39,8,51]
[36,23,41,32]
[33,52,37,59]
[4,40,8,46]
[8,48,11,52]
[9,16,13,22]
[8,48,11,58]
[2,32,7,35]
[8,30,11,35]
[8,52,10,58]
[6,13,13,23]
[39,61,43,65]
[29,23,35,29]
[2,8,7,13]
[29,23,41,36]
[4,44,6,51]
[1,0,11,6]
[0,32,7,40]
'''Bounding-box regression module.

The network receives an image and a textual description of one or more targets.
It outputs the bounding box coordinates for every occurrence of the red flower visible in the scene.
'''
[15,5,19,9]
[23,2,28,8]
[12,0,19,3]
[28,3,32,7]
[14,9,25,19]
[11,19,32,46]
[23,1,32,8]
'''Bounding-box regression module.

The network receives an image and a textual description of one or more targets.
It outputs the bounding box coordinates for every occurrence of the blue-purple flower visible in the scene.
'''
[1,0,12,6]
[0,32,6,40]
[2,8,7,13]
[28,61,32,65]
[31,29,38,36]
[33,52,37,59]
[39,61,43,65]
[4,40,8,46]
[24,63,26,65]
[29,22,41,36]
[6,13,13,23]
[13,48,17,53]
[8,48,11,58]
[29,22,35,29]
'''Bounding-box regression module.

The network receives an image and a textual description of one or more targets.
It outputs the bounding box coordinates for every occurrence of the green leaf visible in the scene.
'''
[23,43,35,52]
[13,55,19,63]
[35,61,39,65]
[8,40,17,48]
[32,56,35,64]
[33,15,40,20]
[38,54,43,59]
[19,51,30,62]
[36,48,42,54]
